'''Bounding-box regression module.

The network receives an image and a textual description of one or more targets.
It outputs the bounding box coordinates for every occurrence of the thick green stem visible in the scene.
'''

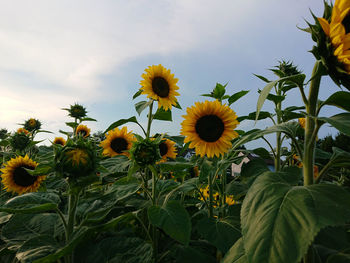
[303,62,322,186]
[146,101,154,139]
[64,191,79,263]
[208,171,213,218]
[148,165,158,263]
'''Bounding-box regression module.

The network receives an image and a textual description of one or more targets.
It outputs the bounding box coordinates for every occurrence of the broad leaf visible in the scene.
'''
[196,217,241,253]
[222,238,247,263]
[0,192,60,214]
[323,91,350,112]
[241,171,350,263]
[104,116,138,133]
[148,200,191,245]
[319,113,350,136]
[153,107,172,121]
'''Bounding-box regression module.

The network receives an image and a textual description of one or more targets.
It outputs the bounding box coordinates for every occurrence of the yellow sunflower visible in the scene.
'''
[65,149,89,166]
[0,155,46,195]
[298,118,306,129]
[17,128,29,135]
[100,126,136,157]
[53,137,66,146]
[318,0,350,73]
[76,125,90,138]
[181,100,239,158]
[158,139,177,163]
[140,64,180,111]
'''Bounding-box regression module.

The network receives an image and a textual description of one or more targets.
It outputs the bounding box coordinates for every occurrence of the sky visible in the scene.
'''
[0,0,342,148]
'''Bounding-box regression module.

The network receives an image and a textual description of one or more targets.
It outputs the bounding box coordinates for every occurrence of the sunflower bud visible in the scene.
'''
[308,1,350,89]
[10,132,31,151]
[64,103,87,119]
[130,138,161,167]
[24,118,41,132]
[54,138,96,178]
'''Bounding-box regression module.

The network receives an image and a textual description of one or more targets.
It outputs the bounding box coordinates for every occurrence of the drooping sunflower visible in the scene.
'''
[17,128,29,135]
[308,0,350,89]
[158,139,177,163]
[140,64,180,111]
[0,155,46,195]
[100,127,136,157]
[181,100,239,158]
[76,125,90,138]
[53,137,66,146]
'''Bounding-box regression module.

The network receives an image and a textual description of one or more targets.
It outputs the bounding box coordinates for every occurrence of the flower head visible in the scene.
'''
[53,137,66,146]
[100,127,135,157]
[76,125,90,138]
[130,138,161,167]
[181,100,239,158]
[24,118,41,132]
[0,155,46,195]
[64,103,87,119]
[309,0,350,89]
[157,138,177,163]
[140,64,180,110]
[10,132,30,151]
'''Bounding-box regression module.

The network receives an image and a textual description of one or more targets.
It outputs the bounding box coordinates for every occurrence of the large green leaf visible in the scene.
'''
[196,217,241,253]
[16,235,60,263]
[222,238,247,263]
[105,176,141,201]
[2,213,60,243]
[322,91,350,112]
[104,116,138,133]
[75,236,153,263]
[0,192,60,214]
[148,200,191,245]
[153,107,172,121]
[241,171,350,263]
[256,74,305,121]
[171,244,216,263]
[319,113,350,136]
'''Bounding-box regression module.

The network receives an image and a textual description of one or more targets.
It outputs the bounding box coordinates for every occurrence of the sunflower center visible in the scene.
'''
[342,12,350,34]
[111,137,128,153]
[152,77,170,98]
[13,165,37,187]
[195,115,225,142]
[159,142,168,156]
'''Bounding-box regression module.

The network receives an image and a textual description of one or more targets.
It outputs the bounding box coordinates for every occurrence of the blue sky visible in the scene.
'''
[0,0,341,147]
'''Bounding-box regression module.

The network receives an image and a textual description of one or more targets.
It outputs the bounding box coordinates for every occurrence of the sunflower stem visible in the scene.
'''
[208,169,214,218]
[65,189,79,263]
[303,61,322,187]
[148,165,158,263]
[146,101,154,139]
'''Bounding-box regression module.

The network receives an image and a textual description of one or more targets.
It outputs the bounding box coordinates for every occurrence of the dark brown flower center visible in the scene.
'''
[111,137,128,153]
[159,141,168,156]
[342,12,350,34]
[152,77,170,98]
[13,165,37,187]
[195,115,225,142]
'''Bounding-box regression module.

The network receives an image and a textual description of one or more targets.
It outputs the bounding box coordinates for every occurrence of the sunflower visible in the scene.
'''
[17,128,29,135]
[53,137,66,146]
[318,0,350,73]
[76,125,90,138]
[181,100,239,158]
[24,118,41,132]
[140,64,180,111]
[100,127,136,157]
[298,118,306,129]
[157,139,177,163]
[0,155,46,195]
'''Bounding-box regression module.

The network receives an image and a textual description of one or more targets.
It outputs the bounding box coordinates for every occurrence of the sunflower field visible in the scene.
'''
[1,1,350,263]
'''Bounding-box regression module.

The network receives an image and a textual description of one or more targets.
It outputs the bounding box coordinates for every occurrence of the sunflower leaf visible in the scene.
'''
[133,89,143,100]
[153,107,172,121]
[104,116,138,133]
[322,91,350,112]
[241,171,350,263]
[222,238,247,263]
[228,90,249,106]
[148,200,191,245]
[135,100,153,115]
[319,113,350,136]
[80,117,97,122]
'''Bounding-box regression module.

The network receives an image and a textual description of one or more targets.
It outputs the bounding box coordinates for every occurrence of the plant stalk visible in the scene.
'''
[146,101,154,139]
